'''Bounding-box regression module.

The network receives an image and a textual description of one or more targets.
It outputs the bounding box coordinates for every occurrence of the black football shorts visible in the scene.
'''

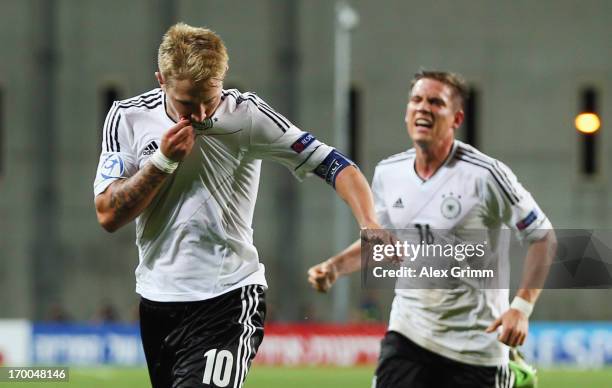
[139,285,266,388]
[373,331,514,388]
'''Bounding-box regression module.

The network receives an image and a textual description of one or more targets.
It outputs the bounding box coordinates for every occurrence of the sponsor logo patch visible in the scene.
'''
[291,133,315,153]
[100,153,125,180]
[392,198,404,209]
[516,210,538,231]
[142,140,159,156]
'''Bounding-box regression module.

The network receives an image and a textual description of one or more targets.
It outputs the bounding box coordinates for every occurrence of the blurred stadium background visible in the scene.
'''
[0,0,611,387]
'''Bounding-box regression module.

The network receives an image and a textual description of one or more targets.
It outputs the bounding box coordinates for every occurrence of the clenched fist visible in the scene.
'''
[307,260,338,293]
[161,117,196,162]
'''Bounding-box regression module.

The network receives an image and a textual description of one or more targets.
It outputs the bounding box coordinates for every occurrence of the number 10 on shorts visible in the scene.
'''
[203,348,234,387]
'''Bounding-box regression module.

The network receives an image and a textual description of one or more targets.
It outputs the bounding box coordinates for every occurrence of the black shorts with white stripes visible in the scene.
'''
[374,331,514,388]
[139,285,266,388]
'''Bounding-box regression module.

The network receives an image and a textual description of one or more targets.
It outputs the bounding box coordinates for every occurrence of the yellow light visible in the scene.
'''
[575,113,601,134]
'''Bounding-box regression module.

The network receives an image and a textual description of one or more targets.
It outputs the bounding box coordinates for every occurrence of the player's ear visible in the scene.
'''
[155,71,166,89]
[452,109,465,130]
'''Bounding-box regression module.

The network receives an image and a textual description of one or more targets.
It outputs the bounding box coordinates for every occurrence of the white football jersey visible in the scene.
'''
[94,88,334,302]
[372,140,552,366]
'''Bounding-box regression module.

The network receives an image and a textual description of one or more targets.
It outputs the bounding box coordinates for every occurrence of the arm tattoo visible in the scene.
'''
[109,163,169,220]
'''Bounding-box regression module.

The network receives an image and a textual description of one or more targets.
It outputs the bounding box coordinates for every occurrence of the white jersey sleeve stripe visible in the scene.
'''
[102,102,119,152]
[456,145,521,200]
[225,89,292,130]
[112,113,122,152]
[242,95,290,132]
[120,89,161,104]
[247,95,290,126]
[222,89,241,104]
[117,99,163,111]
[455,152,520,205]
[118,89,162,106]
[259,104,290,130]
[293,144,322,171]
[494,161,520,200]
[222,91,290,132]
[223,89,240,99]
[243,92,291,128]
[455,154,517,205]
[105,92,163,152]
[117,94,163,110]
[105,104,121,152]
[456,147,521,200]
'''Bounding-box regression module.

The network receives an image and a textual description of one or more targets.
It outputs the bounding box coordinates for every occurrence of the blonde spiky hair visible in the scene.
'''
[158,22,228,85]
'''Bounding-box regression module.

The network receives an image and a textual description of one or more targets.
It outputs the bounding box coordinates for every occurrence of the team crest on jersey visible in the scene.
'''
[440,192,462,219]
[191,118,214,131]
[99,153,125,180]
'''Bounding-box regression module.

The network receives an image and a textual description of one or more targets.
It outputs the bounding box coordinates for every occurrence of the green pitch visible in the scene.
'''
[2,366,611,388]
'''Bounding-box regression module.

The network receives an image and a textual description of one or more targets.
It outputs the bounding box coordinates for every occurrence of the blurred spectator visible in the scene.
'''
[353,290,382,322]
[265,301,277,323]
[129,303,140,323]
[45,303,73,322]
[92,301,120,323]
[299,302,318,323]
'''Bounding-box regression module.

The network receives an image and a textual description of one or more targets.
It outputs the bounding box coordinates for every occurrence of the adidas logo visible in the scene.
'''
[142,141,159,156]
[392,198,404,208]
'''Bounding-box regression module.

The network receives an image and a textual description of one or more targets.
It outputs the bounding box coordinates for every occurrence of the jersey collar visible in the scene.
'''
[409,140,458,185]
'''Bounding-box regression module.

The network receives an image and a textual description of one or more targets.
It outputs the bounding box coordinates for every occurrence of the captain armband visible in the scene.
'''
[314,149,355,188]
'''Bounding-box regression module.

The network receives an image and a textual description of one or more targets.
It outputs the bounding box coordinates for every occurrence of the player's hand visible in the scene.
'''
[307,260,338,293]
[361,227,402,264]
[161,117,195,162]
[485,308,529,347]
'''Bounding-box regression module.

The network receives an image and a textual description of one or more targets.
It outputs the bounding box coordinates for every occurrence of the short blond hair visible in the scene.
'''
[411,70,468,109]
[158,22,228,85]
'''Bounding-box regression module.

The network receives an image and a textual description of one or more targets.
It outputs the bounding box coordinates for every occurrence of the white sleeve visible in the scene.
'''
[372,167,393,229]
[93,102,139,196]
[245,94,334,180]
[484,160,552,242]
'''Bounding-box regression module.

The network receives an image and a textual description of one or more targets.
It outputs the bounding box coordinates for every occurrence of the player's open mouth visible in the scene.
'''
[414,118,433,129]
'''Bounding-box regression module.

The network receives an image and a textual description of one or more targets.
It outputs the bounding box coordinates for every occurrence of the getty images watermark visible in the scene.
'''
[361,229,612,289]
[371,239,492,280]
